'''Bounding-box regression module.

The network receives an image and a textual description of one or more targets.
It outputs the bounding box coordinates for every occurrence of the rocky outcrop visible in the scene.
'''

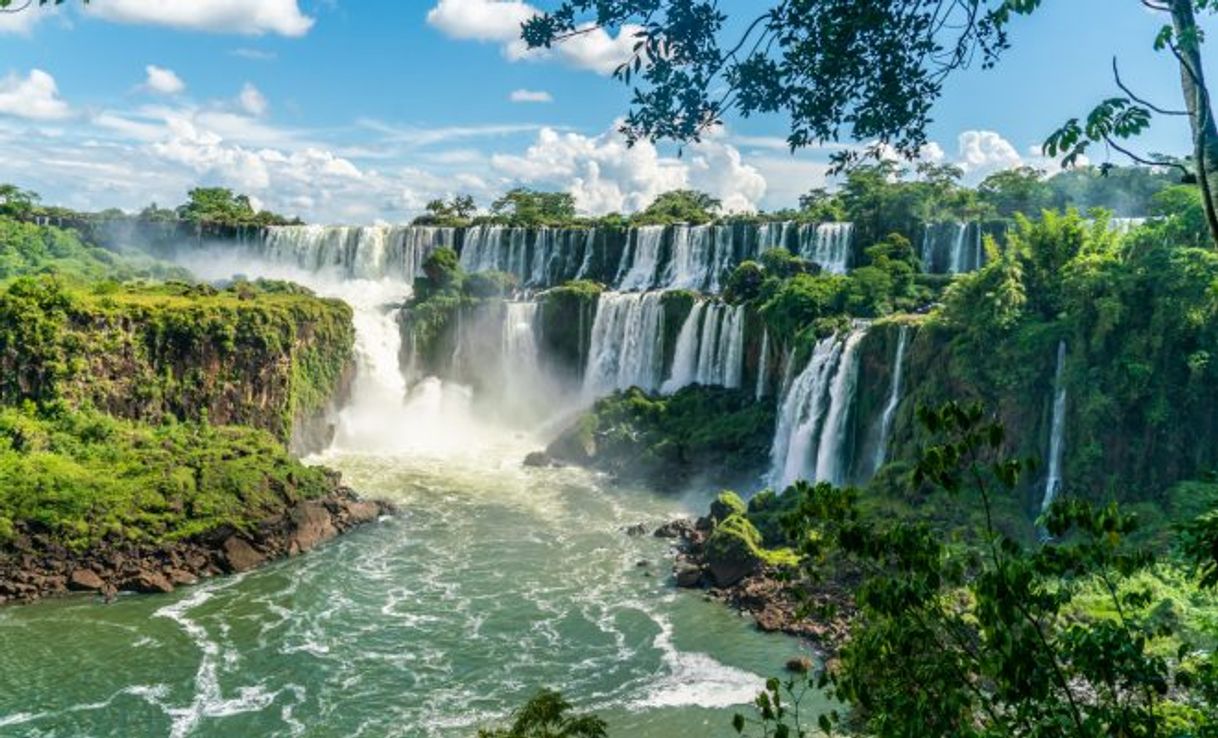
[657,517,854,651]
[0,489,393,605]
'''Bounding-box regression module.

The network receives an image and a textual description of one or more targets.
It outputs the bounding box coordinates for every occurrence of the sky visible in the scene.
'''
[0,0,1206,224]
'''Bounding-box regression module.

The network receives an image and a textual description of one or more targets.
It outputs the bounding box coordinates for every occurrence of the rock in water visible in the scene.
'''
[221,536,266,573]
[785,656,813,674]
[289,501,339,553]
[68,569,106,592]
[523,451,553,468]
[674,562,704,588]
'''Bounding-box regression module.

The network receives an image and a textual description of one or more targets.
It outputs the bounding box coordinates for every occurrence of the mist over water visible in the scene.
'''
[0,243,817,737]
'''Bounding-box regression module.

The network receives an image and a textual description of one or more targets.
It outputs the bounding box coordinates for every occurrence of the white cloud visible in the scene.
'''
[0,69,71,120]
[0,3,54,34]
[491,125,765,215]
[143,65,185,95]
[509,89,552,103]
[428,0,637,75]
[426,0,534,42]
[238,83,269,116]
[953,130,1022,179]
[86,0,313,37]
[231,48,277,61]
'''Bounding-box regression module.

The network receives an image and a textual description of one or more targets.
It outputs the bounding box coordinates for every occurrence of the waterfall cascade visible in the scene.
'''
[798,223,854,274]
[661,301,746,393]
[769,327,868,490]
[1041,340,1069,516]
[261,225,454,281]
[872,326,910,474]
[583,292,667,398]
[921,222,984,275]
[755,329,771,401]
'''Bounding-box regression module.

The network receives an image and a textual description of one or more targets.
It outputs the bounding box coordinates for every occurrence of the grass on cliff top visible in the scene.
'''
[0,215,186,283]
[0,403,336,552]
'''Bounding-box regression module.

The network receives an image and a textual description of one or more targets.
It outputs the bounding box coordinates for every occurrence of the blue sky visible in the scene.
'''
[0,0,1205,223]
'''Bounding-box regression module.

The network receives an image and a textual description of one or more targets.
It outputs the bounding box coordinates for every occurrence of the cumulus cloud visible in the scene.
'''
[953,130,1022,178]
[509,89,552,103]
[427,0,637,75]
[86,0,313,37]
[238,83,269,116]
[0,4,54,34]
[491,125,765,215]
[143,65,185,95]
[0,69,71,120]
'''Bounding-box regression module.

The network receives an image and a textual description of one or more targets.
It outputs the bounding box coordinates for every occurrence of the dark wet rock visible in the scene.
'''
[167,569,198,587]
[653,519,696,539]
[624,523,649,537]
[289,501,339,554]
[674,562,704,588]
[130,571,174,595]
[786,656,813,674]
[523,451,555,468]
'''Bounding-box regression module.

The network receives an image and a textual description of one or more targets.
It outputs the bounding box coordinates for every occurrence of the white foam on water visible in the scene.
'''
[631,614,764,710]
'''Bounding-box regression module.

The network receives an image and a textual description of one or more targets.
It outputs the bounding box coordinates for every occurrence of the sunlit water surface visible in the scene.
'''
[0,432,817,737]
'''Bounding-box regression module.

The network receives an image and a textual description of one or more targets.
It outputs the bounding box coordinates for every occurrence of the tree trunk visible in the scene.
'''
[1171,0,1218,246]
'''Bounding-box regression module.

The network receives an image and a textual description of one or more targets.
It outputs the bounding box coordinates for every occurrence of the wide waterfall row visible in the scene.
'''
[769,328,868,490]
[261,225,456,281]
[259,221,855,294]
[921,222,985,275]
[582,292,747,399]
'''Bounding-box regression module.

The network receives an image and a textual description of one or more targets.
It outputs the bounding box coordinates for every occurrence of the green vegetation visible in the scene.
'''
[477,689,607,738]
[546,385,776,488]
[0,269,353,444]
[0,216,185,283]
[706,512,799,570]
[175,187,299,227]
[632,189,720,225]
[0,403,336,552]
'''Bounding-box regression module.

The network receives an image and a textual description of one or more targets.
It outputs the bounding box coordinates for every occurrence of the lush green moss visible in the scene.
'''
[706,512,800,569]
[0,275,354,443]
[539,280,605,378]
[549,385,776,489]
[0,404,336,552]
[710,491,747,522]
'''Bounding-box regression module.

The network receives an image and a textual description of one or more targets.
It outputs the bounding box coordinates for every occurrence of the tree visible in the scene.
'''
[477,689,607,738]
[522,1,1218,245]
[491,188,577,226]
[979,167,1053,218]
[634,189,721,225]
[415,195,479,226]
[0,184,39,218]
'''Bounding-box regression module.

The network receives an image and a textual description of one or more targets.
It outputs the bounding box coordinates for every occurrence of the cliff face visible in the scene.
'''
[0,277,355,455]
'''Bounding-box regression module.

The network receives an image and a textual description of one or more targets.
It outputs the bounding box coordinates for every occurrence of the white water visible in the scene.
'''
[797,223,854,274]
[261,225,454,281]
[617,226,665,291]
[1041,340,1069,515]
[662,302,746,393]
[583,291,667,398]
[755,329,771,401]
[872,326,910,474]
[769,328,868,490]
[921,222,983,275]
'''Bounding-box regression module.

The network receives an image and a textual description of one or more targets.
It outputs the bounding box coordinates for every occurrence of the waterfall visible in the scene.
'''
[617,226,665,291]
[872,325,910,474]
[660,302,746,393]
[755,329,771,401]
[921,222,984,275]
[769,328,868,490]
[582,292,666,397]
[573,228,597,280]
[662,301,705,393]
[1041,340,1068,516]
[502,302,541,379]
[261,225,453,281]
[1109,217,1148,235]
[798,223,854,274]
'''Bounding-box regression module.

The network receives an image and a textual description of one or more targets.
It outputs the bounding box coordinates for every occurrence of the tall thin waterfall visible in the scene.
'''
[872,326,910,474]
[1041,340,1069,515]
[769,327,868,489]
[661,302,746,393]
[921,222,983,275]
[755,329,771,401]
[617,226,665,291]
[261,225,454,280]
[798,223,854,274]
[582,292,666,397]
[502,302,541,379]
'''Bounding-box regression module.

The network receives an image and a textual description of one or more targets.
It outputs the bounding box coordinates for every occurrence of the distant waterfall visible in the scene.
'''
[1109,217,1148,235]
[797,223,854,274]
[921,222,983,275]
[616,226,665,291]
[502,302,541,379]
[872,326,910,474]
[755,329,771,401]
[261,225,454,280]
[582,292,667,397]
[769,327,868,490]
[661,301,746,393]
[1041,340,1069,516]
